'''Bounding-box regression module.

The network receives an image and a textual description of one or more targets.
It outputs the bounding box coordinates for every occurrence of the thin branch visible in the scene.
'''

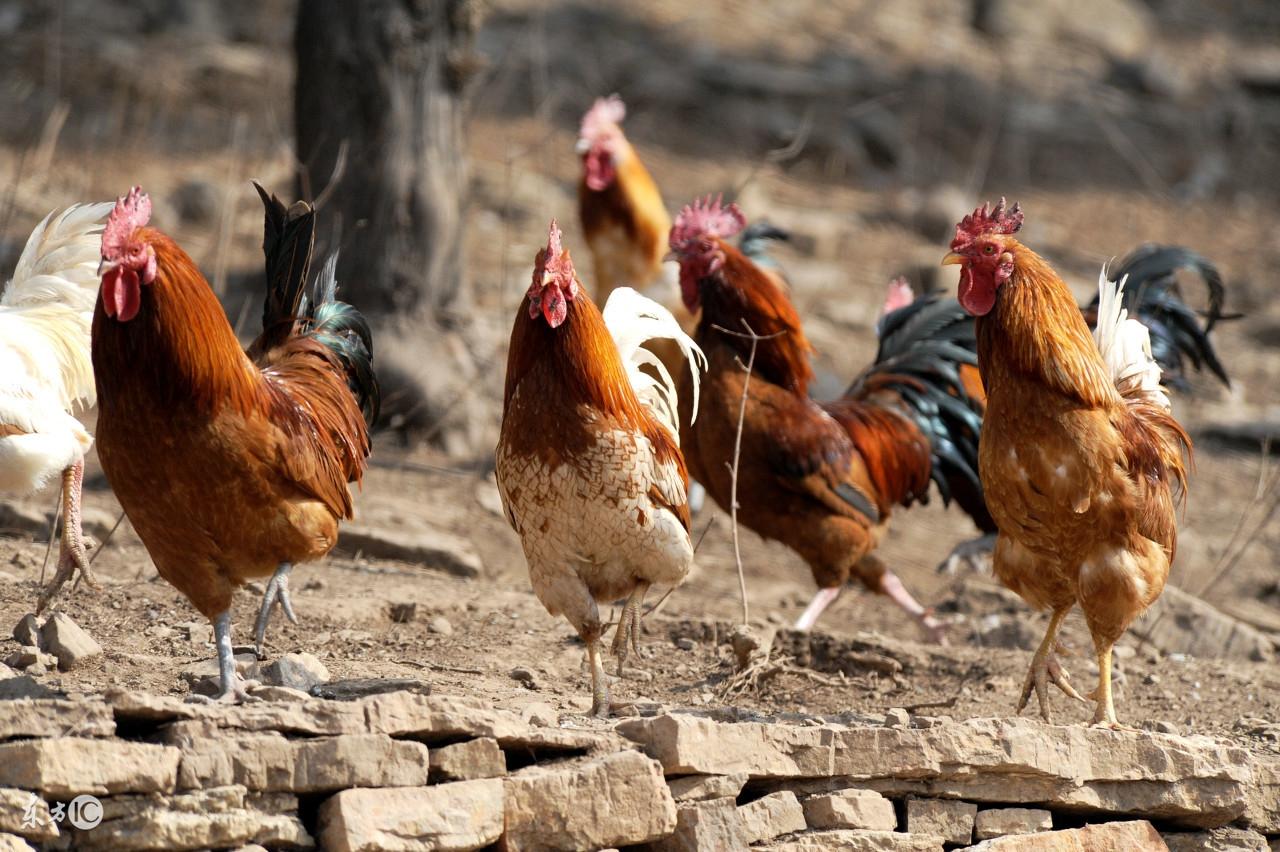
[35,489,62,607]
[88,511,127,566]
[718,318,781,625]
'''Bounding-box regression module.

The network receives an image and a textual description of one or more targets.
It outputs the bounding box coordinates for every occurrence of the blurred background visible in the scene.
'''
[0,0,1277,674]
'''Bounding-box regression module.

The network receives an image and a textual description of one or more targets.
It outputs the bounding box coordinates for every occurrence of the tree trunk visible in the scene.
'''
[294,0,479,323]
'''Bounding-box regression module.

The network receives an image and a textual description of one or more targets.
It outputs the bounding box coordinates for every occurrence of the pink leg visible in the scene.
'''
[878,571,946,644]
[37,459,97,613]
[794,586,843,632]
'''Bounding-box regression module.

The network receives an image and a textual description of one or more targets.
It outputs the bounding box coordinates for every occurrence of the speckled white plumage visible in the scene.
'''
[496,407,691,636]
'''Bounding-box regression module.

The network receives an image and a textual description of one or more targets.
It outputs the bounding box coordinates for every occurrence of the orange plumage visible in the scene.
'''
[946,199,1191,726]
[92,186,376,701]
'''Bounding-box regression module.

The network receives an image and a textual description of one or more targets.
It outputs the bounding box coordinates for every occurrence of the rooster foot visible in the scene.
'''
[611,583,649,677]
[187,677,262,705]
[1016,653,1086,723]
[935,533,996,575]
[587,639,611,718]
[36,461,98,614]
[254,562,297,657]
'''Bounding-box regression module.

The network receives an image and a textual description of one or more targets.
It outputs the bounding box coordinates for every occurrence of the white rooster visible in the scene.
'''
[0,202,113,609]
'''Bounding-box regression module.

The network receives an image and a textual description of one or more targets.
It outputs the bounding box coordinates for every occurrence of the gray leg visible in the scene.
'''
[254,562,297,657]
[211,611,256,703]
[587,637,610,718]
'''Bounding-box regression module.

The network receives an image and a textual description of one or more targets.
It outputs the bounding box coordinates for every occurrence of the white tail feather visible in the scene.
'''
[3,202,114,312]
[602,286,706,442]
[1093,266,1170,411]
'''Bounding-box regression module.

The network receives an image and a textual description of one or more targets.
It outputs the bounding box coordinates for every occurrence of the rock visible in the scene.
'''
[737,791,806,844]
[180,653,257,696]
[1131,584,1276,663]
[0,677,54,700]
[1243,756,1280,833]
[758,830,943,851]
[619,714,1253,828]
[667,772,749,803]
[802,789,897,831]
[974,807,1053,839]
[11,616,39,649]
[0,834,33,851]
[4,647,55,672]
[338,525,482,578]
[0,699,113,738]
[173,731,429,793]
[521,702,557,728]
[388,602,416,623]
[0,788,57,841]
[428,616,454,636]
[176,621,212,646]
[503,750,676,851]
[0,504,48,539]
[318,780,504,852]
[0,738,179,797]
[311,678,430,701]
[1164,826,1270,851]
[968,819,1166,850]
[246,685,311,703]
[883,708,909,728]
[647,798,747,852]
[509,667,538,689]
[429,737,506,782]
[252,653,329,692]
[66,785,311,851]
[906,798,975,846]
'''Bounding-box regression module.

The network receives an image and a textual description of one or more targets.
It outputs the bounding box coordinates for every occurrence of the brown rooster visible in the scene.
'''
[671,197,986,641]
[92,186,378,701]
[945,200,1191,726]
[496,221,703,717]
[577,95,673,305]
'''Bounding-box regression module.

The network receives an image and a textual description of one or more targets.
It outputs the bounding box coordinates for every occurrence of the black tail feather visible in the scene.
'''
[252,183,380,428]
[1088,244,1236,391]
[738,220,791,269]
[846,295,986,522]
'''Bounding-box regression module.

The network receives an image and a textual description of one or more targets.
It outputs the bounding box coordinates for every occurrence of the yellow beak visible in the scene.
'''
[941,252,964,266]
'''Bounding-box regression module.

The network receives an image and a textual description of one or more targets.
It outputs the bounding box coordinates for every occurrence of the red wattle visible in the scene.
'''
[102,267,141,322]
[958,266,995,317]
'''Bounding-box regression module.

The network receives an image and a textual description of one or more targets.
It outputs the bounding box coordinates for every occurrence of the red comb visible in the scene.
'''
[103,186,152,257]
[540,219,574,282]
[670,194,746,252]
[951,197,1022,250]
[579,95,626,142]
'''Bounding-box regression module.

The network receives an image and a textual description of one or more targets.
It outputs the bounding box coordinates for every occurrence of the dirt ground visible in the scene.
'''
[0,0,1278,763]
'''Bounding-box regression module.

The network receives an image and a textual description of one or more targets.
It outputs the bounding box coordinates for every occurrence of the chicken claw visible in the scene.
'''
[587,638,610,718]
[1016,652,1085,722]
[253,562,297,657]
[611,581,649,675]
[192,611,263,705]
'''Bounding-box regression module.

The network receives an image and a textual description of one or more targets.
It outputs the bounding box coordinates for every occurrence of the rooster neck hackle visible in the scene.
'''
[977,245,1117,409]
[502,291,677,468]
[696,241,814,394]
[93,229,260,417]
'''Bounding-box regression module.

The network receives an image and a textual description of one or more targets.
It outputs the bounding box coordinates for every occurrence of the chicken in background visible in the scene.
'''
[496,221,704,717]
[670,196,986,642]
[92,185,378,702]
[0,202,113,611]
[945,200,1191,726]
[577,95,673,306]
[934,242,1232,576]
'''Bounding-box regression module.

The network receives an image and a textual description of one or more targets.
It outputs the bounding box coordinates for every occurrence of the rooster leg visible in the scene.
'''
[37,459,97,614]
[1088,644,1122,728]
[1016,606,1085,722]
[253,562,298,657]
[794,586,842,632]
[586,636,610,718]
[878,571,947,644]
[200,611,258,704]
[936,533,996,575]
[610,581,650,676]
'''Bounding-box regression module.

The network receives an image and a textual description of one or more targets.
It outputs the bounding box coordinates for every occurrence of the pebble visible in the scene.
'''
[428,616,454,636]
[675,638,696,651]
[884,708,910,728]
[510,667,539,689]
[12,614,41,648]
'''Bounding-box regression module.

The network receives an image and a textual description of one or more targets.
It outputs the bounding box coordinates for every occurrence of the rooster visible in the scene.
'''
[0,202,113,610]
[496,221,703,717]
[576,95,672,305]
[933,242,1231,575]
[670,196,985,641]
[92,185,378,702]
[945,200,1191,726]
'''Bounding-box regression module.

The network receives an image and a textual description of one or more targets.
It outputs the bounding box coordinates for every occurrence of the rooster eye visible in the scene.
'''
[983,244,996,255]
